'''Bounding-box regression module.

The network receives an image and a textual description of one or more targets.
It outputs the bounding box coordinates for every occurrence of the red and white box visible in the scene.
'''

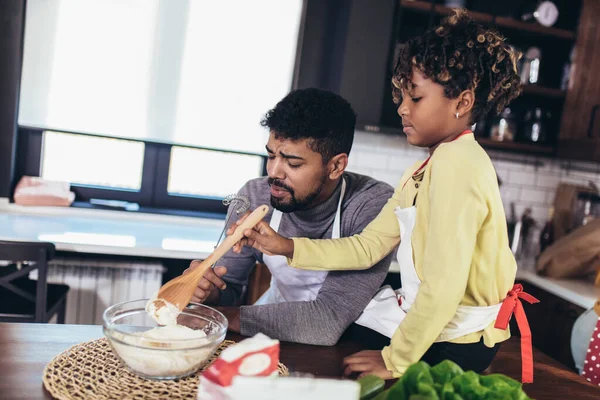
[198,333,280,399]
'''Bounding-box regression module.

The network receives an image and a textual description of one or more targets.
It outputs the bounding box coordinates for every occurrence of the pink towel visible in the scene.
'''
[13,176,75,207]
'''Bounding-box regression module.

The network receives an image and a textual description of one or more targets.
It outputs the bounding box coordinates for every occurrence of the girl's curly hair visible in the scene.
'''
[392,10,522,122]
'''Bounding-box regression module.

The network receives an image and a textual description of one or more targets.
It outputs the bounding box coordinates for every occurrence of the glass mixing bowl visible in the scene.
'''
[103,299,227,380]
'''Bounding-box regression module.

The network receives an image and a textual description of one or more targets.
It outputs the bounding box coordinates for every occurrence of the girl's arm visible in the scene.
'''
[286,187,403,270]
[234,166,419,271]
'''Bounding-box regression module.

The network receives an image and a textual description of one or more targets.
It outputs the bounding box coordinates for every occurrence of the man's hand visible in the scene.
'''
[216,306,241,333]
[184,261,227,304]
[228,212,294,258]
[342,350,394,380]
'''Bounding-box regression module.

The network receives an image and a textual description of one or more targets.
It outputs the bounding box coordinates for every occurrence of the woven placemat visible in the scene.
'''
[43,338,289,400]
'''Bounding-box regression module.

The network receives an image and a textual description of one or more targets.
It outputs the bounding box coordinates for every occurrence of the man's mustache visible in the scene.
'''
[268,178,294,194]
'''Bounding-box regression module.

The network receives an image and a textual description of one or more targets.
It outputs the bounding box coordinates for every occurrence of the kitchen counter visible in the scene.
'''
[389,256,600,310]
[0,199,224,260]
[515,257,600,309]
[0,322,598,399]
[516,268,600,309]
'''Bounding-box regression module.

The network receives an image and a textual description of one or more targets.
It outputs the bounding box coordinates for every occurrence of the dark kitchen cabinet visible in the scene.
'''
[295,0,593,158]
[558,0,600,162]
[294,0,398,132]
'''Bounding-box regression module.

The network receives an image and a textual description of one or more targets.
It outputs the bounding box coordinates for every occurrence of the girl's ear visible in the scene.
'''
[456,90,475,118]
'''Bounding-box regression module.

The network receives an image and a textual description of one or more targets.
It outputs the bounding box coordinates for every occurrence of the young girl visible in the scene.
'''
[233,11,537,382]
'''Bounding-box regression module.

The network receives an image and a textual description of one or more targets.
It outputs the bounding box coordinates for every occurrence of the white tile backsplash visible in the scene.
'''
[501,184,520,200]
[519,188,548,204]
[507,170,536,186]
[534,173,561,189]
[348,130,600,228]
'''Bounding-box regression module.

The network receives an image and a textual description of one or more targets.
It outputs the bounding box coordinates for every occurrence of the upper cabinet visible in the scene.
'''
[558,0,600,162]
[295,0,594,159]
[295,0,398,131]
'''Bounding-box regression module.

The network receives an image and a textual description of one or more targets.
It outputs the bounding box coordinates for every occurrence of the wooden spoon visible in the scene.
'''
[150,204,269,315]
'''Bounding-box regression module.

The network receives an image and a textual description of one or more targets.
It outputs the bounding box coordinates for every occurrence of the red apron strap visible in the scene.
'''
[494,283,540,383]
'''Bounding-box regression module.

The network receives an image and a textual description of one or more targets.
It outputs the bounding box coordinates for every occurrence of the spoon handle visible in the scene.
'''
[190,205,270,281]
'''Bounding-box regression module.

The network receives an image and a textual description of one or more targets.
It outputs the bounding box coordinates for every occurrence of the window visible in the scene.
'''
[168,147,263,198]
[16,0,301,214]
[20,0,303,153]
[16,127,266,214]
[41,131,145,190]
[19,0,158,139]
[171,0,303,154]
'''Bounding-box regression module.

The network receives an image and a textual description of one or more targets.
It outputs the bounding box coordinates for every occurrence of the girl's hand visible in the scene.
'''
[228,211,294,258]
[342,350,395,380]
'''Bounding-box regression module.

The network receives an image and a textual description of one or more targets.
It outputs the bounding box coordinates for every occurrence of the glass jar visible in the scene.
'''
[489,108,517,142]
[520,47,542,85]
[572,192,600,231]
[523,107,548,143]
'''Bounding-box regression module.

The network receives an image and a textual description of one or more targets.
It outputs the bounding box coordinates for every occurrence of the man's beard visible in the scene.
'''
[268,176,326,213]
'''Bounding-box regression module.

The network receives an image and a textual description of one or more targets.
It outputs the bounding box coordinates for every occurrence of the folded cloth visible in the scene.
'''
[13,176,74,207]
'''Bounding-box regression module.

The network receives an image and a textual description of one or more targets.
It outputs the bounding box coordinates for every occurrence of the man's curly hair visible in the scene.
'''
[392,10,522,122]
[261,88,356,162]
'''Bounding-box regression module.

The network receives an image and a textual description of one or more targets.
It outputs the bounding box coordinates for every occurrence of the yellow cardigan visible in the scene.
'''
[288,134,516,377]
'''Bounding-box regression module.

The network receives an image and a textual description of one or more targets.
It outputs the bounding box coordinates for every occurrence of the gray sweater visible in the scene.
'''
[215,172,395,346]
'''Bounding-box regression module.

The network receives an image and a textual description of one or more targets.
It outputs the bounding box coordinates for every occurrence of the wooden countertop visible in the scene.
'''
[0,323,597,399]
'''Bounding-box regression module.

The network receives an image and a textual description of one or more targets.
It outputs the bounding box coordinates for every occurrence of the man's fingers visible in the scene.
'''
[203,268,227,290]
[198,278,214,291]
[187,260,203,273]
[192,287,208,303]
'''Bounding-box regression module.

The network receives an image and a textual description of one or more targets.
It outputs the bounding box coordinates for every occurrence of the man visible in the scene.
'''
[187,88,394,346]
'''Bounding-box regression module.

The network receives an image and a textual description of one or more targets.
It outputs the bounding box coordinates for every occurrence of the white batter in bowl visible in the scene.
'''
[103,300,227,380]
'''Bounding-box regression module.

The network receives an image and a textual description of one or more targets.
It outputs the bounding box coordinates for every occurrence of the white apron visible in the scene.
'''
[355,205,502,342]
[255,179,347,305]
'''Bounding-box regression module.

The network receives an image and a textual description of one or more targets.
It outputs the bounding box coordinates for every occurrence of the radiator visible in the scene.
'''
[30,258,164,325]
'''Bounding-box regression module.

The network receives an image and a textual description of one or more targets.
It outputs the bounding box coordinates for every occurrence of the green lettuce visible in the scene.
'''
[358,360,532,400]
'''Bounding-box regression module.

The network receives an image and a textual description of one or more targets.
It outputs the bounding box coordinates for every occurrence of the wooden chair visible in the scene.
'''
[245,263,272,305]
[0,240,69,323]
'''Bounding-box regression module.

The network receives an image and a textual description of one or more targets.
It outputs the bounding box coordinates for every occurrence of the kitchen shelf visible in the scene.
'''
[400,0,576,40]
[476,137,555,155]
[522,85,566,99]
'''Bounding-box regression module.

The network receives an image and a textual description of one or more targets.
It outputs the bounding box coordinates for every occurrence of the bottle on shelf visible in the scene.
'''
[519,208,536,259]
[472,118,487,138]
[561,46,576,91]
[522,107,548,144]
[539,207,555,254]
[520,47,542,85]
[489,107,516,142]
